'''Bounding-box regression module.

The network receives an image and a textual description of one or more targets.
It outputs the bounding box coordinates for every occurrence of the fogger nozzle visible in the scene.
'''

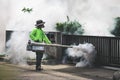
[31,42,73,48]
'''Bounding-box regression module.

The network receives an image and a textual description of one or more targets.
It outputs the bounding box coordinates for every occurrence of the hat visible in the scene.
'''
[35,20,45,26]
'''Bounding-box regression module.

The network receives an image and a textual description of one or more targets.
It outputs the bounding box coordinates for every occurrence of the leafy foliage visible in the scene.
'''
[22,7,33,13]
[111,17,120,36]
[55,18,84,35]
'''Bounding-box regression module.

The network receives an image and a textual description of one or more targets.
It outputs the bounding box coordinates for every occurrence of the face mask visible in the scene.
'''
[37,25,44,28]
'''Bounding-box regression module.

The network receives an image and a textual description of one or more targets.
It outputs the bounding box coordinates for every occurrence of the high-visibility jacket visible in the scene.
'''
[30,27,51,44]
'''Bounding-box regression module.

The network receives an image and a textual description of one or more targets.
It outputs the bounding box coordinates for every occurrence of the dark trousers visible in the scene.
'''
[36,52,43,70]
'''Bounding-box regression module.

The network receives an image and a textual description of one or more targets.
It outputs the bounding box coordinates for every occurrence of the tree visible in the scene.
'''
[55,16,84,35]
[22,7,33,13]
[111,17,120,36]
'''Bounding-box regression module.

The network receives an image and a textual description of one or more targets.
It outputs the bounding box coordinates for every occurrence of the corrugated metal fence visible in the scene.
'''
[62,34,120,67]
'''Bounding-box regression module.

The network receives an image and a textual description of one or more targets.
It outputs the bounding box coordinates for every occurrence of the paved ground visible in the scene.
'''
[0,61,116,80]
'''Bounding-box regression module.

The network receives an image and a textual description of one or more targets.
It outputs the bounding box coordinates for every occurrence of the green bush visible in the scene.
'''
[55,19,84,35]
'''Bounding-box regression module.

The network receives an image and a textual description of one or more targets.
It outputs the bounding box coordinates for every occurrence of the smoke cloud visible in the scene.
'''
[6,31,35,65]
[66,43,96,67]
[6,0,120,34]
[1,0,120,64]
[6,0,67,31]
[65,0,120,36]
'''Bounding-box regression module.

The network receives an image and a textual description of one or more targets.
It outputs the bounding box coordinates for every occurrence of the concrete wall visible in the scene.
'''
[0,0,9,53]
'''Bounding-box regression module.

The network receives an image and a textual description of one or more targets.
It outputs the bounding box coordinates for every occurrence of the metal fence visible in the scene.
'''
[62,34,120,67]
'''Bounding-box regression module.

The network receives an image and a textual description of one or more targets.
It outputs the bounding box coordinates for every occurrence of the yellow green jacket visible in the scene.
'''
[30,28,51,44]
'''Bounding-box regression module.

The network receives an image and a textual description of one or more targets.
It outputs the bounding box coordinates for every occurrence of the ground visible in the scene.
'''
[0,61,115,80]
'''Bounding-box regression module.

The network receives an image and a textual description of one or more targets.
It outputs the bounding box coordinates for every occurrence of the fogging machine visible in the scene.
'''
[26,40,72,52]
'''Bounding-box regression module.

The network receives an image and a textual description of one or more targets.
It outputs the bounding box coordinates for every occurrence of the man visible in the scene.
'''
[30,20,51,71]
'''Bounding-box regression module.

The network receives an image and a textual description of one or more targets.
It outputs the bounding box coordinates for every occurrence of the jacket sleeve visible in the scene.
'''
[43,32,51,44]
[29,28,38,41]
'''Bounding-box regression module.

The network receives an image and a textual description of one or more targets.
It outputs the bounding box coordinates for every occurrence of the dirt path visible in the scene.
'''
[0,62,115,80]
